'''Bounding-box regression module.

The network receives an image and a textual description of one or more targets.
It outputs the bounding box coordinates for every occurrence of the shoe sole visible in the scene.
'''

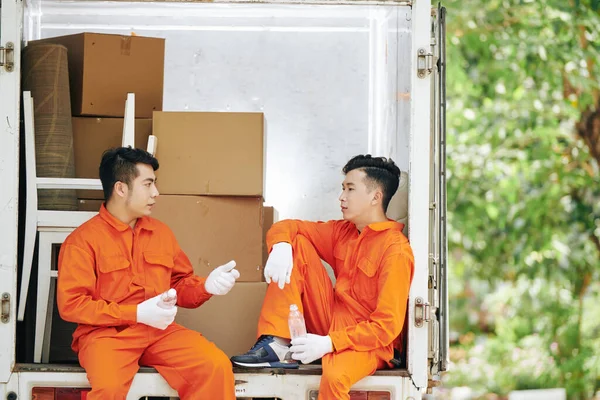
[232,360,299,369]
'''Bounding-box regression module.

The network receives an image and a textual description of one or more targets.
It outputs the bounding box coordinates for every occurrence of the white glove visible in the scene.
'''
[205,260,240,295]
[157,288,177,309]
[290,334,333,364]
[264,242,293,289]
[136,294,178,330]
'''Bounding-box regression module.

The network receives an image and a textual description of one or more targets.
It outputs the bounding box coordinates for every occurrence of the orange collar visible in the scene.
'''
[99,203,157,232]
[366,220,405,232]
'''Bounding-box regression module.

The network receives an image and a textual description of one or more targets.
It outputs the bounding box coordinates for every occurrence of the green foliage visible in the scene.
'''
[443,0,600,398]
[446,0,600,282]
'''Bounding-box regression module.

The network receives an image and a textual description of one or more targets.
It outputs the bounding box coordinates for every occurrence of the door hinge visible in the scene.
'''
[414,297,431,327]
[417,47,433,78]
[1,293,10,323]
[0,42,15,73]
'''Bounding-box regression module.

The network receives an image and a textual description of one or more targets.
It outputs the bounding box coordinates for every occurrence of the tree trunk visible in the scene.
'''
[576,107,600,165]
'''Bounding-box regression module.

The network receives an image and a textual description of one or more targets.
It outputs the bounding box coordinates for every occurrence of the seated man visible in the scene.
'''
[231,154,414,400]
[57,147,240,400]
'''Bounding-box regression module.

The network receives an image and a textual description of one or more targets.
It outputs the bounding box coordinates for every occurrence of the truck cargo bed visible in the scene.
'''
[15,363,409,377]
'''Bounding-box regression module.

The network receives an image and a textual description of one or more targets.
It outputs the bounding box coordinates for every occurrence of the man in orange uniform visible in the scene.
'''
[231,154,414,399]
[57,147,240,400]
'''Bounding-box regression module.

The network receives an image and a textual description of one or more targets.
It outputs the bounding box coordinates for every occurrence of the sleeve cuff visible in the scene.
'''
[195,281,213,305]
[267,236,292,253]
[120,304,138,325]
[329,331,350,353]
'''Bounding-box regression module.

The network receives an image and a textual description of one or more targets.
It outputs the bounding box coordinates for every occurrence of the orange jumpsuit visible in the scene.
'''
[57,204,235,400]
[258,219,414,400]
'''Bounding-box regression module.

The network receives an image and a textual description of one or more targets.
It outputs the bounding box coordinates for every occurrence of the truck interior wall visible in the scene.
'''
[25,0,412,222]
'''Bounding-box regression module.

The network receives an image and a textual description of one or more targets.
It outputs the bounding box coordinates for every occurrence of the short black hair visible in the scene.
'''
[342,154,401,211]
[99,147,159,201]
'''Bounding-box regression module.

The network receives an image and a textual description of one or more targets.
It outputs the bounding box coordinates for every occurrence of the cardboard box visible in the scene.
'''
[152,195,264,282]
[153,112,264,196]
[72,117,152,199]
[176,282,266,358]
[29,33,164,117]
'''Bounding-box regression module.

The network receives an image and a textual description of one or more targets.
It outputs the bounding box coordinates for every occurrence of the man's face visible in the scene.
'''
[124,163,159,218]
[339,169,376,222]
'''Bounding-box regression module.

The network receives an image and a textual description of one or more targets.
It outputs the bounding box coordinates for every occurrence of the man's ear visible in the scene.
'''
[371,189,383,206]
[114,181,128,198]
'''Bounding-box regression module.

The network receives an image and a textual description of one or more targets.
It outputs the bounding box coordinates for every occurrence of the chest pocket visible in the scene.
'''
[333,245,347,272]
[143,252,175,294]
[352,257,379,305]
[97,255,132,302]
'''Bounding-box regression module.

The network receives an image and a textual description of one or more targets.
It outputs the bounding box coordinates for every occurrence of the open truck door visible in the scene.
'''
[405,1,449,392]
[428,2,449,385]
[0,0,23,384]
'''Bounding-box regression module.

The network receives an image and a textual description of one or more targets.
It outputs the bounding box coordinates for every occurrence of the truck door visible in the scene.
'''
[428,2,449,384]
[406,1,448,391]
[0,0,23,382]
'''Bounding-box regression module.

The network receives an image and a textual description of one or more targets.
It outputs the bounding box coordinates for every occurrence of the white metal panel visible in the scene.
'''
[32,1,412,223]
[367,5,411,225]
[407,0,433,390]
[0,0,23,383]
[7,369,419,400]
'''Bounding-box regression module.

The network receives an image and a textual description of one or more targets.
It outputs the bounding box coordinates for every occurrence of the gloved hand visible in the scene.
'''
[205,260,240,295]
[136,294,178,330]
[263,242,293,289]
[157,288,177,309]
[290,334,333,364]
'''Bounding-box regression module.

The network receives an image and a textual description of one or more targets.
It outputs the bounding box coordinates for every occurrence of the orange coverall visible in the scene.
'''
[258,219,414,400]
[57,204,235,400]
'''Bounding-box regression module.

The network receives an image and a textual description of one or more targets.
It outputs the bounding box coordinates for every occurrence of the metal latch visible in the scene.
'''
[417,48,433,78]
[414,297,431,327]
[1,293,10,323]
[0,42,15,72]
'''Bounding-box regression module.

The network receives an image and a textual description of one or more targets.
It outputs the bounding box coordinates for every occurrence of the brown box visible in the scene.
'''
[176,282,266,358]
[72,117,152,199]
[29,33,164,117]
[152,195,264,282]
[153,112,265,196]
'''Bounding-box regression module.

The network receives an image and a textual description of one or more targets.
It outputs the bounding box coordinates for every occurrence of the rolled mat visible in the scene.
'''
[22,43,77,211]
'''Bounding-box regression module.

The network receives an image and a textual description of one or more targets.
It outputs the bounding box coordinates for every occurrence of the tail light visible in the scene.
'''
[308,390,391,399]
[32,387,90,400]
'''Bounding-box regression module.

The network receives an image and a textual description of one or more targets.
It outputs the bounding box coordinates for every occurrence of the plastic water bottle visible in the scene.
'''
[288,304,307,339]
[157,288,177,309]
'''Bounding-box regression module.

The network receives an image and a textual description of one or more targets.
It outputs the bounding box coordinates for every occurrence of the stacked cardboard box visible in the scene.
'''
[30,32,165,118]
[33,33,275,361]
[150,111,271,356]
[31,32,166,197]
[26,32,165,363]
